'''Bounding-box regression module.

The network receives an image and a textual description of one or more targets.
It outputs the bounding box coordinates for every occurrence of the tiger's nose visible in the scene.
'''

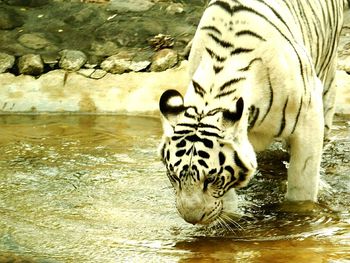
[183,212,206,225]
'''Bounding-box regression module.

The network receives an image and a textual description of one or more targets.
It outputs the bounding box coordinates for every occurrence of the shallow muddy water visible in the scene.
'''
[0,114,349,262]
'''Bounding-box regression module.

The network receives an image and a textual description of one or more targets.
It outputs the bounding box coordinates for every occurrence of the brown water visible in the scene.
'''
[0,115,349,263]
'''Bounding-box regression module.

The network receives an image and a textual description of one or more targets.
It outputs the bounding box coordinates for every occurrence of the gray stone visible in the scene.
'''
[90,41,119,56]
[0,7,24,30]
[94,20,164,47]
[41,53,59,68]
[5,0,49,7]
[18,33,52,50]
[18,54,44,76]
[150,49,178,72]
[59,50,87,71]
[129,61,151,72]
[100,54,132,74]
[64,7,96,25]
[107,0,154,12]
[90,69,108,79]
[0,53,15,73]
[166,3,185,15]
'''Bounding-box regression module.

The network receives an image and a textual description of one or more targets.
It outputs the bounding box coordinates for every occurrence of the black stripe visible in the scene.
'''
[198,123,221,130]
[235,30,266,41]
[232,4,308,91]
[201,25,222,35]
[202,138,214,148]
[205,47,226,62]
[291,96,303,134]
[198,159,209,169]
[186,134,201,143]
[174,159,182,167]
[200,130,223,138]
[208,1,233,14]
[208,33,234,48]
[277,97,289,137]
[175,149,186,157]
[213,65,223,74]
[198,150,210,159]
[256,0,293,37]
[219,152,226,166]
[248,106,260,130]
[218,77,246,91]
[238,58,262,72]
[184,112,196,119]
[224,166,235,178]
[176,139,186,148]
[231,47,254,56]
[234,152,248,172]
[192,80,206,98]
[259,71,274,125]
[174,129,193,135]
[214,89,237,99]
[177,123,197,129]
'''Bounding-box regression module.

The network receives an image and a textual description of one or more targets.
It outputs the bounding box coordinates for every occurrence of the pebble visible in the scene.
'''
[100,54,132,74]
[59,50,87,71]
[0,53,15,73]
[129,61,151,72]
[0,6,24,30]
[166,3,185,15]
[18,33,52,50]
[64,7,96,25]
[150,49,178,72]
[337,55,350,72]
[5,0,49,7]
[107,0,154,12]
[17,54,44,75]
[41,53,59,69]
[90,41,119,56]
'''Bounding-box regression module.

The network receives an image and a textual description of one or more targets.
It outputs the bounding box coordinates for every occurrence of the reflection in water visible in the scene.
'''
[0,115,349,262]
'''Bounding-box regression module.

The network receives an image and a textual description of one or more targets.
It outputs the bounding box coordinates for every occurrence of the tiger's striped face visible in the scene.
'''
[159,90,257,225]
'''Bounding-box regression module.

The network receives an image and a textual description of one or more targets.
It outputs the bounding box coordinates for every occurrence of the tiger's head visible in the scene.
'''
[158,89,257,225]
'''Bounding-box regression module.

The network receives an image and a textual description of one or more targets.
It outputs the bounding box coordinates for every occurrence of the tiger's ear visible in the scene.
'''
[222,97,244,127]
[159,89,185,136]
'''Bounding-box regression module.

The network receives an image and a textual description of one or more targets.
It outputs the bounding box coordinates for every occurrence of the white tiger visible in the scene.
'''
[158,0,347,225]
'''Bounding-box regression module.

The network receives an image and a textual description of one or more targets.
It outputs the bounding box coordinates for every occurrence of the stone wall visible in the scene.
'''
[0,61,190,114]
[0,60,348,115]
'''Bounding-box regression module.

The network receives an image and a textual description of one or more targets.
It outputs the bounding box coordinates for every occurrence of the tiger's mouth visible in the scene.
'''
[177,188,240,225]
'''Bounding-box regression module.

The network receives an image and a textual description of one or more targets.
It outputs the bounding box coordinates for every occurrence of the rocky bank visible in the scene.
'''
[0,0,349,114]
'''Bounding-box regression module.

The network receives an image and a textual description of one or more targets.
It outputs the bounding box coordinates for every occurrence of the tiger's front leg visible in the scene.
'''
[285,88,324,202]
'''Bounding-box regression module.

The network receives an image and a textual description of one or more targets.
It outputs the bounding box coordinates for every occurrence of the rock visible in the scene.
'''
[18,54,44,75]
[18,33,52,50]
[148,34,174,51]
[129,61,151,72]
[0,6,24,30]
[5,0,49,7]
[64,7,96,25]
[90,69,108,79]
[0,53,15,73]
[150,49,178,72]
[107,0,154,12]
[100,54,132,74]
[166,3,185,15]
[90,41,119,56]
[337,53,350,72]
[41,53,59,69]
[335,70,350,114]
[100,51,151,73]
[95,20,164,47]
[59,50,87,71]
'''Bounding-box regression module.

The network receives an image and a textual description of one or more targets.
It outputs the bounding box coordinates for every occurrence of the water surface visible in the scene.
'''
[0,115,349,262]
